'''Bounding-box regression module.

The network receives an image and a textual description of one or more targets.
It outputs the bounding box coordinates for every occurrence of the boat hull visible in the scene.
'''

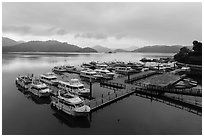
[51,101,90,117]
[28,88,50,97]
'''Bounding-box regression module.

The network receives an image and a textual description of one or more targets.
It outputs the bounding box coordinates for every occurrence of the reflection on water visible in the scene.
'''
[52,108,91,128]
[2,52,201,135]
[134,92,201,116]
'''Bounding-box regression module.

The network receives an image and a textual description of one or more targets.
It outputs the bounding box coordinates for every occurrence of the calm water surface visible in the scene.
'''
[2,52,202,135]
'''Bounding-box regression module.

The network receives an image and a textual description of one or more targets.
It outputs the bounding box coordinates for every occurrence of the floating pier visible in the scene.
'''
[90,71,202,112]
[85,89,135,112]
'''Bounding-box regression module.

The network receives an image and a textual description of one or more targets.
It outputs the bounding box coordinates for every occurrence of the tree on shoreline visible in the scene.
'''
[174,41,202,65]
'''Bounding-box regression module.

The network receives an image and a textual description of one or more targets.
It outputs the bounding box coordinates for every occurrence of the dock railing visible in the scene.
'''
[100,81,126,89]
[134,82,202,97]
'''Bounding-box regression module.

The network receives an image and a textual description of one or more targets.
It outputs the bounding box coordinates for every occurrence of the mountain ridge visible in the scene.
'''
[133,45,185,53]
[2,37,19,47]
[92,45,112,53]
[2,37,97,53]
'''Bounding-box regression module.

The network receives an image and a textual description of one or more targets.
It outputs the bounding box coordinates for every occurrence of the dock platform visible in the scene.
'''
[85,89,135,112]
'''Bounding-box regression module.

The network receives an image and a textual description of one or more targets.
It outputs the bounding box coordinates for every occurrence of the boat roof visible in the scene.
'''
[81,70,97,74]
[18,75,32,81]
[58,80,84,87]
[70,79,84,87]
[32,83,48,88]
[60,96,83,104]
[41,73,57,79]
[58,80,70,85]
[97,64,108,67]
[95,69,110,73]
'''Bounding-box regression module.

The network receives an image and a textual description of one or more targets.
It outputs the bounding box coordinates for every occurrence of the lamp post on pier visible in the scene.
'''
[89,77,93,98]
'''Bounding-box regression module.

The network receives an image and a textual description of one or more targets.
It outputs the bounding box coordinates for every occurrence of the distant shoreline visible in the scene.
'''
[3,52,100,55]
[3,51,177,55]
[3,51,176,55]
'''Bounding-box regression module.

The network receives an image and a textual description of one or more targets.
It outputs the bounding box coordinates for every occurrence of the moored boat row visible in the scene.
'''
[15,73,91,117]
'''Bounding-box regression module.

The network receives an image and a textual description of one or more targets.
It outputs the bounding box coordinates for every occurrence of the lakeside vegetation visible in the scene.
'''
[174,41,202,65]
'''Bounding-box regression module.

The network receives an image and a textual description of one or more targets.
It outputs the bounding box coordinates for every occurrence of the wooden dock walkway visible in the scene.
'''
[92,72,201,112]
[85,89,135,112]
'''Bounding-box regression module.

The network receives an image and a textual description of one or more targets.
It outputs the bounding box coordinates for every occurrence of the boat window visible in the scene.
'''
[66,85,70,88]
[75,103,84,108]
[72,87,78,90]
[78,86,84,89]
[40,87,48,90]
[31,86,39,90]
[25,81,32,84]
[62,94,72,98]
[51,78,57,80]
[59,83,65,87]
[62,101,75,107]
[59,100,64,103]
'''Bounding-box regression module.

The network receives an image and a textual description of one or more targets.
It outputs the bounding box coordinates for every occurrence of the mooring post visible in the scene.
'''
[89,78,92,98]
[127,72,130,81]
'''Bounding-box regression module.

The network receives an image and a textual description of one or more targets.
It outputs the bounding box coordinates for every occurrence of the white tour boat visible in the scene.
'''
[15,75,32,89]
[63,65,76,72]
[51,91,90,117]
[115,66,135,74]
[40,72,59,86]
[94,68,115,79]
[28,80,51,97]
[58,79,90,97]
[80,69,103,80]
[52,66,67,73]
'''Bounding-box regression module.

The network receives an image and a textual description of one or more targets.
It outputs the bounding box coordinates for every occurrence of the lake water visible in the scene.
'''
[2,52,202,135]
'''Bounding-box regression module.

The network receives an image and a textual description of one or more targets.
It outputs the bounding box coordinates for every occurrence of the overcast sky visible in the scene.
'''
[2,2,202,48]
